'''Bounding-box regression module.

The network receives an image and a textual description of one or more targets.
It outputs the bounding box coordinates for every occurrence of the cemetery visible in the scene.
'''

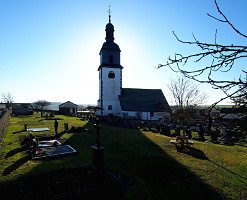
[1,1,246,199]
[0,113,246,200]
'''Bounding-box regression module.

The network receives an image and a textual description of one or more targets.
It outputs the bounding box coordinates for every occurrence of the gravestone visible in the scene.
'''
[198,125,205,141]
[225,129,233,144]
[211,130,218,142]
[32,138,37,155]
[32,145,77,159]
[64,123,69,131]
[29,132,33,147]
[185,128,192,139]
[175,126,181,136]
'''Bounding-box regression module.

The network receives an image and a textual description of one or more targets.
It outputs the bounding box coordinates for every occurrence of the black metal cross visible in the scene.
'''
[108,5,111,23]
[108,5,111,16]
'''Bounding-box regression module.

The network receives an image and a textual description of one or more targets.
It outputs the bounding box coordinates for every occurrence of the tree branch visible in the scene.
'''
[158,0,247,109]
[208,0,247,39]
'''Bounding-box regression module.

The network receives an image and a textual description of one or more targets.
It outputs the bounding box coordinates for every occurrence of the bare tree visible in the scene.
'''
[158,0,247,108]
[232,85,247,134]
[168,77,208,134]
[1,92,14,103]
[168,76,208,108]
[1,92,14,109]
[33,100,51,117]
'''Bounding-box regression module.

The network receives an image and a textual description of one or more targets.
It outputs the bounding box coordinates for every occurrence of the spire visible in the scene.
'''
[105,6,114,42]
[108,5,111,23]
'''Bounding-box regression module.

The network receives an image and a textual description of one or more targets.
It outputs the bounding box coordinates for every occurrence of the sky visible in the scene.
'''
[0,0,247,105]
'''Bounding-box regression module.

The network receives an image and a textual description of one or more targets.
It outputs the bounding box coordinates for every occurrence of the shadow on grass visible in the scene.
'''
[5,146,26,159]
[1,122,223,200]
[209,160,247,183]
[12,130,25,134]
[3,156,29,176]
[181,147,247,185]
[56,130,68,139]
[179,147,209,160]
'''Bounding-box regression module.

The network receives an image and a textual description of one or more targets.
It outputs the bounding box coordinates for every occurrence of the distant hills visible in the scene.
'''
[47,103,232,111]
[45,102,61,110]
[46,102,96,110]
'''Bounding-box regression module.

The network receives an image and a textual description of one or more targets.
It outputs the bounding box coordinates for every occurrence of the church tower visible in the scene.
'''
[97,14,123,116]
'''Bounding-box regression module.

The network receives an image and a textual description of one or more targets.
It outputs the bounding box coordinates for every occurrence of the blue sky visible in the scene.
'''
[0,0,246,105]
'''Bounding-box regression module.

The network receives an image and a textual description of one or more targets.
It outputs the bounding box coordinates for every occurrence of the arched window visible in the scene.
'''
[109,55,113,63]
[108,71,115,79]
[108,105,112,110]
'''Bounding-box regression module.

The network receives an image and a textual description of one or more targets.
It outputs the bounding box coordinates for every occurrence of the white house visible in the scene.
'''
[59,101,78,115]
[95,15,170,120]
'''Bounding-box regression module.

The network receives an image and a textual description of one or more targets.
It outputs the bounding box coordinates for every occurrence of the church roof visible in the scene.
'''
[100,41,121,54]
[106,22,114,29]
[119,88,170,112]
[99,13,121,54]
[59,101,78,108]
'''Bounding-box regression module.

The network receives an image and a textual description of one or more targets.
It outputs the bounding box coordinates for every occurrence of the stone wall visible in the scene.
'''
[0,110,10,143]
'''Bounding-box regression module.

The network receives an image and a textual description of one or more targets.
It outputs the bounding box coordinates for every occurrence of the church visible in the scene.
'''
[95,14,170,120]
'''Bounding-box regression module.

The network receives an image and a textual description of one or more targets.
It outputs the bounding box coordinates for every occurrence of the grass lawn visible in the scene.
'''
[0,113,246,200]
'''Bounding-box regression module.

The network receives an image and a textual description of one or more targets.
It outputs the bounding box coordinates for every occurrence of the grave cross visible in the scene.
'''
[94,118,102,148]
[91,118,105,173]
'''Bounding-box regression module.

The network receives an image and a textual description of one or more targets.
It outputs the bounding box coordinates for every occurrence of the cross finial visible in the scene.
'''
[108,5,111,23]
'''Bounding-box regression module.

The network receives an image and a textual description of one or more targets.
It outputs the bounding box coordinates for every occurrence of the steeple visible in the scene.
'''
[99,10,121,57]
[98,9,122,70]
[105,21,114,42]
[105,5,114,42]
[96,9,123,117]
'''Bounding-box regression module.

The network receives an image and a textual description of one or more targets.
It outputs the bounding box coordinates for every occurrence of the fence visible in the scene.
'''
[0,110,11,143]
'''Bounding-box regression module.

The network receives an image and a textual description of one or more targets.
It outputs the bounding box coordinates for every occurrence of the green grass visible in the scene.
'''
[0,113,246,200]
[0,114,91,180]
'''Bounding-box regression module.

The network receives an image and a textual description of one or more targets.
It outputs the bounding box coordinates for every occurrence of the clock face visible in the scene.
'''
[108,71,115,79]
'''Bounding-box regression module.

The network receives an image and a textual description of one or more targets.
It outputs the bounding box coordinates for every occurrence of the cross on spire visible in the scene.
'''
[108,5,111,23]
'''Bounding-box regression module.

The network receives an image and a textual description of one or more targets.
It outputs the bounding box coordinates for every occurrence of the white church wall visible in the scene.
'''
[101,68,121,116]
[101,68,121,102]
[102,100,121,116]
[97,66,122,116]
[120,111,170,121]
[121,111,150,120]
[147,112,169,121]
[154,112,170,120]
[121,111,136,119]
[142,112,149,120]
